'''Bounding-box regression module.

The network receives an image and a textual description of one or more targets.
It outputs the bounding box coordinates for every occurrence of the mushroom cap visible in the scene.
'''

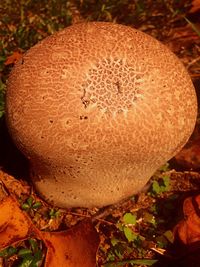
[6,22,197,208]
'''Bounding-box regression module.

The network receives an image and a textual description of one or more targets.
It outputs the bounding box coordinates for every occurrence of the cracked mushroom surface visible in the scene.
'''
[6,22,197,208]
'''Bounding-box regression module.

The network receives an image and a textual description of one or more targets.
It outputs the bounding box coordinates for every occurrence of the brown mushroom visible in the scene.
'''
[5,22,197,208]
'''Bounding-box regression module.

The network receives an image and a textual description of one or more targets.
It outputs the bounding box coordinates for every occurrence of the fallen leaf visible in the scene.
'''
[174,195,200,244]
[42,219,99,267]
[4,51,22,66]
[189,0,200,13]
[0,170,30,197]
[0,196,36,249]
[0,182,7,201]
[0,172,100,266]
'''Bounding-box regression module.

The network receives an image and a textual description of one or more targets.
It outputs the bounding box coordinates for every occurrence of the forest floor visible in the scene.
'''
[0,1,200,267]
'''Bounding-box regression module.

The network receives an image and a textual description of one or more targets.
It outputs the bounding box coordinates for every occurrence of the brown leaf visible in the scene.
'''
[174,195,200,244]
[0,170,30,197]
[190,0,200,13]
[42,219,99,267]
[0,196,36,248]
[0,172,100,266]
[4,52,22,66]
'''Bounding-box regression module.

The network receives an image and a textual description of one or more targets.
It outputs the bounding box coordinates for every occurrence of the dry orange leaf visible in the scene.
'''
[0,172,99,266]
[4,51,22,66]
[42,219,99,267]
[0,196,37,249]
[174,195,200,244]
[0,170,30,197]
[190,0,200,13]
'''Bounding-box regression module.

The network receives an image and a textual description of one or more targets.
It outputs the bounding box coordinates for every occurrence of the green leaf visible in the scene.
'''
[143,212,156,226]
[123,226,137,242]
[111,238,119,247]
[106,252,115,262]
[28,239,38,252]
[18,248,32,258]
[150,175,171,196]
[33,249,42,261]
[32,201,42,209]
[163,230,174,243]
[156,235,169,248]
[49,208,58,218]
[163,175,170,189]
[114,248,123,260]
[0,246,17,258]
[27,197,33,207]
[54,210,61,218]
[116,223,123,231]
[123,213,136,225]
[30,250,43,266]
[18,256,33,267]
[21,203,30,210]
[152,180,161,194]
[159,163,169,172]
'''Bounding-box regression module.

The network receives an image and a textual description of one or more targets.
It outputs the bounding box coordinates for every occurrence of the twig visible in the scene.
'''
[91,197,134,222]
[67,211,115,225]
[190,73,200,78]
[187,56,200,69]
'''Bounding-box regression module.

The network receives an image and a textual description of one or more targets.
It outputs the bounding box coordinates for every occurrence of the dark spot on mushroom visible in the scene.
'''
[80,115,88,120]
[82,99,90,109]
[49,119,53,123]
[115,81,122,94]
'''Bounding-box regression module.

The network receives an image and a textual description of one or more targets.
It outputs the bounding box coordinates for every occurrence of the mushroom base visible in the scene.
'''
[30,166,152,208]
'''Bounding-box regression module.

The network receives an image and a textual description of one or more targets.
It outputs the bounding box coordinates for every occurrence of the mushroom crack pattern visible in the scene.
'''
[81,58,144,113]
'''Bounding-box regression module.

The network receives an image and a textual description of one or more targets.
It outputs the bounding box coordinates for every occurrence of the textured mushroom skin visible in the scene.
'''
[6,22,197,208]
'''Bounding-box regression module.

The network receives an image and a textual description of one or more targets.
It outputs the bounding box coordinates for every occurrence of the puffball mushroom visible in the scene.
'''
[6,22,197,208]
